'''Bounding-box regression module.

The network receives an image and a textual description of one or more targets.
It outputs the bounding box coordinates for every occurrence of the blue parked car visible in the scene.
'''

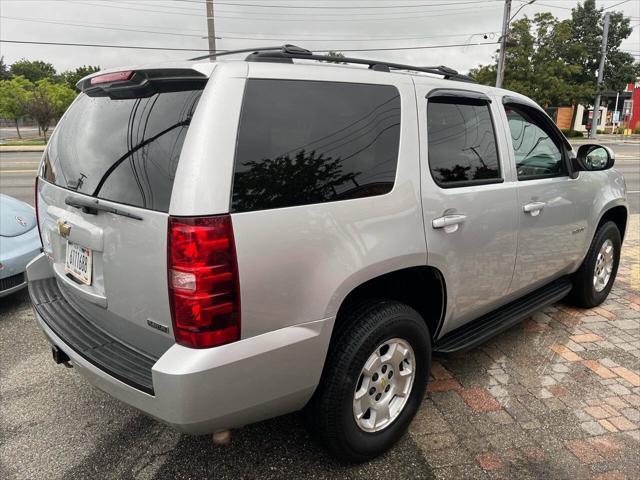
[0,194,41,297]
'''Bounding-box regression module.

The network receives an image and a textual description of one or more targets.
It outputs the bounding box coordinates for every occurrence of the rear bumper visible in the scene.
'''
[29,255,333,434]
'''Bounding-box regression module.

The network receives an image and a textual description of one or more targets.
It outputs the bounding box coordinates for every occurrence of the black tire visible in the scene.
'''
[306,300,431,463]
[569,221,621,308]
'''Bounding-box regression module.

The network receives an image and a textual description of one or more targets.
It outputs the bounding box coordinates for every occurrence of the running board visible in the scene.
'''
[434,277,572,353]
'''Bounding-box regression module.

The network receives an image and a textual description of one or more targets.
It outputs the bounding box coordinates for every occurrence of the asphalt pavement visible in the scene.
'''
[0,151,39,205]
[0,127,40,142]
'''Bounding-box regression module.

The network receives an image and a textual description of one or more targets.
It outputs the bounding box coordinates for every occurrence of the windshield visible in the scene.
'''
[42,87,203,212]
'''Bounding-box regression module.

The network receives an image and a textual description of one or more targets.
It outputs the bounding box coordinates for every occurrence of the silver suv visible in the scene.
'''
[27,46,628,462]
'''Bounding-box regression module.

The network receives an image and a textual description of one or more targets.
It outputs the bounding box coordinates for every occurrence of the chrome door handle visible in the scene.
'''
[523,202,546,216]
[432,214,467,233]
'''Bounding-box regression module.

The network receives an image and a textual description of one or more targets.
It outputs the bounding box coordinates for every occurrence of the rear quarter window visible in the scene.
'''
[231,79,401,212]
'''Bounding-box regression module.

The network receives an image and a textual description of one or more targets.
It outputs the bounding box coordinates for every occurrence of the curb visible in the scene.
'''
[0,146,46,152]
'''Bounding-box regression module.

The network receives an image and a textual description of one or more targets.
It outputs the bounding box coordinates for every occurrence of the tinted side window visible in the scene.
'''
[504,105,565,179]
[427,99,500,187]
[231,80,401,212]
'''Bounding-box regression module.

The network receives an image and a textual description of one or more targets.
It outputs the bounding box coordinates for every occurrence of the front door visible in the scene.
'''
[501,101,589,294]
[419,89,519,334]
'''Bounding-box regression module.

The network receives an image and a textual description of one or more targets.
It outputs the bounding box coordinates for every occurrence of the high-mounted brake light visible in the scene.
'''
[90,70,134,85]
[168,215,240,349]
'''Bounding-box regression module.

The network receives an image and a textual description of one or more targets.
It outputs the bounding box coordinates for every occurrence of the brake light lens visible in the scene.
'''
[90,70,134,85]
[34,176,43,250]
[168,215,240,348]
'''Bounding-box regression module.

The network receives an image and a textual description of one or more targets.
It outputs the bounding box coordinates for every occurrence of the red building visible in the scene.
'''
[623,79,640,131]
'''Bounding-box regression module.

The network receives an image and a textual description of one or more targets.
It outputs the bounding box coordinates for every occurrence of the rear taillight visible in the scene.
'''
[168,215,240,348]
[35,176,43,249]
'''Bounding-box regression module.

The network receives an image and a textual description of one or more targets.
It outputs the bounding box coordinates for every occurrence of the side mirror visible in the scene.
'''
[576,144,615,171]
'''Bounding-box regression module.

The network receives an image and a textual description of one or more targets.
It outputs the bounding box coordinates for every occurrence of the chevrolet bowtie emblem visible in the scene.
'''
[57,219,71,238]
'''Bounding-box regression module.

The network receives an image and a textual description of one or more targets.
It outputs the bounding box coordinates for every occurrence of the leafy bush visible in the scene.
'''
[561,129,584,138]
[634,127,640,135]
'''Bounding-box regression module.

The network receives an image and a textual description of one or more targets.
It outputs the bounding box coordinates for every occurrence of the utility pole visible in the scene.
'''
[496,0,512,89]
[613,90,620,131]
[590,12,610,139]
[206,0,216,55]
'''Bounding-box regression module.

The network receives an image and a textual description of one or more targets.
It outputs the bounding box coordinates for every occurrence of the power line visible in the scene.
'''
[523,0,635,11]
[61,0,495,14]
[0,15,498,42]
[518,1,570,11]
[0,14,490,39]
[51,0,505,21]
[0,38,499,53]
[0,15,205,38]
[159,0,503,9]
[61,0,502,11]
[0,39,212,52]
[156,0,498,18]
[604,0,632,10]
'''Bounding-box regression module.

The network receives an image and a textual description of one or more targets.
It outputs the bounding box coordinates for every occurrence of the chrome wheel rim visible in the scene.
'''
[353,338,415,433]
[593,239,615,293]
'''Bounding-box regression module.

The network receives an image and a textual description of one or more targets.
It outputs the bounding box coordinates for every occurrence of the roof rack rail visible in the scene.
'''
[188,45,286,61]
[189,44,476,83]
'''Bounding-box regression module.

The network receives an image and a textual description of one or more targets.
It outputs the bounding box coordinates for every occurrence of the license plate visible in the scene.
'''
[65,241,92,285]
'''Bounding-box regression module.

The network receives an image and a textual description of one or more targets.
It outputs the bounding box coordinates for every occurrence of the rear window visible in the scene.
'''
[231,79,401,212]
[42,87,203,212]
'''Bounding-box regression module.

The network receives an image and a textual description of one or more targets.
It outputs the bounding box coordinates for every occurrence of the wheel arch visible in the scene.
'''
[331,266,446,346]
[596,204,628,241]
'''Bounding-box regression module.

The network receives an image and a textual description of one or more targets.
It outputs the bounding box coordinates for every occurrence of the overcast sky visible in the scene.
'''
[0,0,638,74]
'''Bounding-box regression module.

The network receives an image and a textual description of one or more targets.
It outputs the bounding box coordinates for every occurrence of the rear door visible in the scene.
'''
[36,69,207,357]
[418,87,519,333]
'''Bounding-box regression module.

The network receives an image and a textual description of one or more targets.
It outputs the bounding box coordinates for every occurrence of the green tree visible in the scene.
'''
[58,65,100,90]
[0,57,10,81]
[26,79,76,141]
[9,59,57,82]
[321,51,347,64]
[470,1,639,132]
[0,76,33,138]
[470,14,583,107]
[569,0,637,92]
[566,0,638,131]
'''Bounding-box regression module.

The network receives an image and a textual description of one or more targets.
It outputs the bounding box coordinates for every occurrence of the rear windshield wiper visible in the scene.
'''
[91,119,190,198]
[65,196,143,221]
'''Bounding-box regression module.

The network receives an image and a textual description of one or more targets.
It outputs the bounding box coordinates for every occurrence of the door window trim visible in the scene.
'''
[427,88,492,103]
[426,93,504,189]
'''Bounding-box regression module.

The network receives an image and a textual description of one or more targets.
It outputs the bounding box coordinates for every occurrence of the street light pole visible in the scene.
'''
[206,0,216,55]
[590,12,610,139]
[496,0,512,89]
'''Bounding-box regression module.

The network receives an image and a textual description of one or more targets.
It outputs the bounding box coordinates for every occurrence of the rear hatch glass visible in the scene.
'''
[42,83,204,212]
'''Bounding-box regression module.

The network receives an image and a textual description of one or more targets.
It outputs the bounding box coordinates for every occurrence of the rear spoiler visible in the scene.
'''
[76,68,207,99]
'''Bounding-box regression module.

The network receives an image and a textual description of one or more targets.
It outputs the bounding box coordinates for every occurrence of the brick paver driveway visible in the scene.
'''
[414,215,640,479]
[1,217,638,480]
